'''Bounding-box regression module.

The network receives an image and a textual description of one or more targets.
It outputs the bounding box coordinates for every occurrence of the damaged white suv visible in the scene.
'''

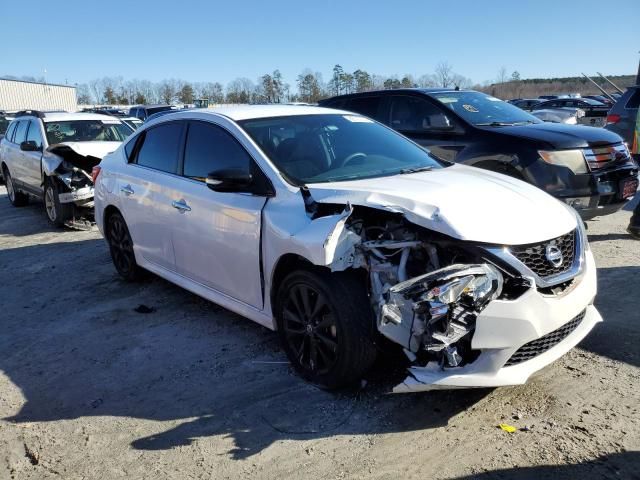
[0,111,130,227]
[94,106,601,392]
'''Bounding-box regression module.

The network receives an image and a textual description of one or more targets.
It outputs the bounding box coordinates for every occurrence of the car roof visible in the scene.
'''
[321,87,472,102]
[154,105,352,122]
[131,104,174,109]
[37,112,124,122]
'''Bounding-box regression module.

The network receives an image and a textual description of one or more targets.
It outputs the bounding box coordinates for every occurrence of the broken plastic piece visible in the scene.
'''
[499,423,517,433]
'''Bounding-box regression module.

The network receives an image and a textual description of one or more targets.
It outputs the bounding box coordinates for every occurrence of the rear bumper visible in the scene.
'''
[393,250,600,392]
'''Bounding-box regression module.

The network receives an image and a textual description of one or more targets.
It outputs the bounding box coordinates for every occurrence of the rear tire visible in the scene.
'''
[275,269,377,389]
[3,168,29,207]
[44,177,73,227]
[106,211,144,281]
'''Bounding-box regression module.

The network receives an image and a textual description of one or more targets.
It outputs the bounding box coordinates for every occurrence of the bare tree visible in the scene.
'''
[496,66,509,84]
[435,61,454,87]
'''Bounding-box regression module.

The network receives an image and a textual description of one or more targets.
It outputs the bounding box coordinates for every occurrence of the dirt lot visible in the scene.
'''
[0,185,638,480]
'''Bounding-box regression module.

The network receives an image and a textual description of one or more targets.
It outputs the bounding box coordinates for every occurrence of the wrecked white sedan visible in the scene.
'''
[94,106,601,392]
[0,111,130,227]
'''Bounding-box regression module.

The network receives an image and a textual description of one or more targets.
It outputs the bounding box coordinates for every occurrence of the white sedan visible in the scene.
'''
[93,105,601,392]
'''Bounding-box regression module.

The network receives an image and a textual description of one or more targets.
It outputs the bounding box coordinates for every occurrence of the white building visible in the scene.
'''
[0,78,77,112]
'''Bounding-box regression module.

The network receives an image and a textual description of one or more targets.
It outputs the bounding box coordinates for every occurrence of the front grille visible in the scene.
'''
[509,230,576,278]
[583,143,632,171]
[504,309,586,367]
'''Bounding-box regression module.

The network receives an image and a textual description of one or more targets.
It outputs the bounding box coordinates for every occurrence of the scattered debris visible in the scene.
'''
[24,443,39,465]
[134,304,155,314]
[499,423,517,433]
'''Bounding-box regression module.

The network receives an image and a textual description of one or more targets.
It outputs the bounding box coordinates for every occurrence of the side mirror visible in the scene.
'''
[206,168,253,192]
[20,140,41,152]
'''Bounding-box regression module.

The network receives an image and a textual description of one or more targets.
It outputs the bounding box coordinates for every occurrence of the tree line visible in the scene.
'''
[70,62,473,105]
[3,68,634,106]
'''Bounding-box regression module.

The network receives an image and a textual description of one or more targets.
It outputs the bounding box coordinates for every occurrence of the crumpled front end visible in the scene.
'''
[291,193,600,392]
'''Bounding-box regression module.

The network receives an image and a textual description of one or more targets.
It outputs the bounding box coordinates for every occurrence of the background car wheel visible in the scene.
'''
[275,269,377,389]
[3,168,29,207]
[106,212,143,281]
[44,178,72,227]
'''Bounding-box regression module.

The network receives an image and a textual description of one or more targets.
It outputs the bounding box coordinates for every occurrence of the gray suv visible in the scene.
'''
[605,85,639,158]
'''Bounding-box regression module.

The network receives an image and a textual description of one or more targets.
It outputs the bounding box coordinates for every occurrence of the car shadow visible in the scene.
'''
[0,188,73,237]
[0,236,491,461]
[582,266,640,369]
[450,451,640,479]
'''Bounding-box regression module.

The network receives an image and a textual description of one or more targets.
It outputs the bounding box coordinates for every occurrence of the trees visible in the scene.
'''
[103,86,117,104]
[177,83,195,104]
[511,70,521,82]
[435,61,454,88]
[226,77,254,104]
[158,81,175,104]
[297,70,323,103]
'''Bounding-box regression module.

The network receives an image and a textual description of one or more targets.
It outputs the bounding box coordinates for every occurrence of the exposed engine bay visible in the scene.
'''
[322,205,509,371]
[42,144,99,229]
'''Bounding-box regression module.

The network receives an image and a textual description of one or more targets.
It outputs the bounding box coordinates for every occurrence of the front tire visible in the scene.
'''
[4,168,29,207]
[275,269,377,389]
[106,211,143,281]
[44,178,72,227]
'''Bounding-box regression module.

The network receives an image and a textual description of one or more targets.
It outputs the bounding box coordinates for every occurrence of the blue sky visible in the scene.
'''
[3,0,639,86]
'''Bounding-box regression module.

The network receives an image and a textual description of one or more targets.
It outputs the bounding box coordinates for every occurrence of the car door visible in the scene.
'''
[117,121,186,272]
[22,119,45,190]
[169,120,268,308]
[8,120,29,186]
[384,95,463,161]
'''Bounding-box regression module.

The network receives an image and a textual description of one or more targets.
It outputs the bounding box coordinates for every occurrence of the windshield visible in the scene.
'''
[432,91,541,126]
[44,120,130,144]
[240,114,445,184]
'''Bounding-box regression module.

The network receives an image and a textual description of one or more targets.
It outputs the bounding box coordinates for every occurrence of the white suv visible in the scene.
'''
[0,111,130,226]
[94,106,601,392]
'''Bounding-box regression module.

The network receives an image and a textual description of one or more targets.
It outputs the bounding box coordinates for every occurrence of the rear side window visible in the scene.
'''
[183,121,251,180]
[5,121,17,142]
[13,121,29,144]
[346,96,382,120]
[134,122,183,174]
[626,90,640,109]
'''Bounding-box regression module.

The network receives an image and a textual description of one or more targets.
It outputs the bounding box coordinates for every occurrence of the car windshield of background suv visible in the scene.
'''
[240,114,445,185]
[432,91,542,126]
[44,120,131,144]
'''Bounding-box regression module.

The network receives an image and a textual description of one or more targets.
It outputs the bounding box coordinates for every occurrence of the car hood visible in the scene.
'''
[486,122,622,149]
[51,141,122,159]
[306,165,577,245]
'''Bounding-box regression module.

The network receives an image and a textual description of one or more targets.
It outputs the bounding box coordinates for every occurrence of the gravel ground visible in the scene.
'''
[0,185,638,480]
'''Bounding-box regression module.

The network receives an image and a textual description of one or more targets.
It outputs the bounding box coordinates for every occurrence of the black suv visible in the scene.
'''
[128,104,177,121]
[320,89,638,220]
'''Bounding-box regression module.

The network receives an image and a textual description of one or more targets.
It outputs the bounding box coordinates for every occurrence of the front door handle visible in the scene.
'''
[171,199,191,213]
[121,184,134,196]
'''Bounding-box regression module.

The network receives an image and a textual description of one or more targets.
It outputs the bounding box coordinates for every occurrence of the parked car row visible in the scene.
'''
[0,92,636,393]
[319,88,638,220]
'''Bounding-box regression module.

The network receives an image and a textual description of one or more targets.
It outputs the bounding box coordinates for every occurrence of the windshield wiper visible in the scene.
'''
[400,166,434,174]
[475,121,515,127]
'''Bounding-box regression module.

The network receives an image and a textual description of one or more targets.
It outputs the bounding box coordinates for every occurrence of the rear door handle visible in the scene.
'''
[121,184,134,196]
[171,199,191,213]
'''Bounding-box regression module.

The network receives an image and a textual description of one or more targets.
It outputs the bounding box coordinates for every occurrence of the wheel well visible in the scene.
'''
[103,205,122,235]
[269,254,314,311]
[474,160,524,180]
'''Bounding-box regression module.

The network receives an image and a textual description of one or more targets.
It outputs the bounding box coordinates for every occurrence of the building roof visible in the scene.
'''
[0,77,76,89]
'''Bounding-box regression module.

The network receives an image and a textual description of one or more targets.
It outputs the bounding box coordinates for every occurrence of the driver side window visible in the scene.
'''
[182,121,251,181]
[389,96,452,132]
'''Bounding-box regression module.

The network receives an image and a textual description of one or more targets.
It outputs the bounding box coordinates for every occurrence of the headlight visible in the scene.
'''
[539,150,588,174]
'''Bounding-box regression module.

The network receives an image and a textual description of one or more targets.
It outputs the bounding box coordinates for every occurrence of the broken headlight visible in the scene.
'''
[379,264,503,366]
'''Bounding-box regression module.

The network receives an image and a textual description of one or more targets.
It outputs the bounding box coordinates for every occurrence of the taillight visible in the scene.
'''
[91,166,102,184]
[606,114,621,125]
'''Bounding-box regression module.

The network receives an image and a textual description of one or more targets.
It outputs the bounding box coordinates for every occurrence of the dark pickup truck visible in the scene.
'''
[319,88,639,220]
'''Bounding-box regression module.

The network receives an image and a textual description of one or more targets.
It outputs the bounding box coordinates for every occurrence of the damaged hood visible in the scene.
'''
[306,164,576,245]
[47,141,121,159]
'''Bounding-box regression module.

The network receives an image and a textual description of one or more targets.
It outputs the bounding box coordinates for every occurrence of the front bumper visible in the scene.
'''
[394,250,600,392]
